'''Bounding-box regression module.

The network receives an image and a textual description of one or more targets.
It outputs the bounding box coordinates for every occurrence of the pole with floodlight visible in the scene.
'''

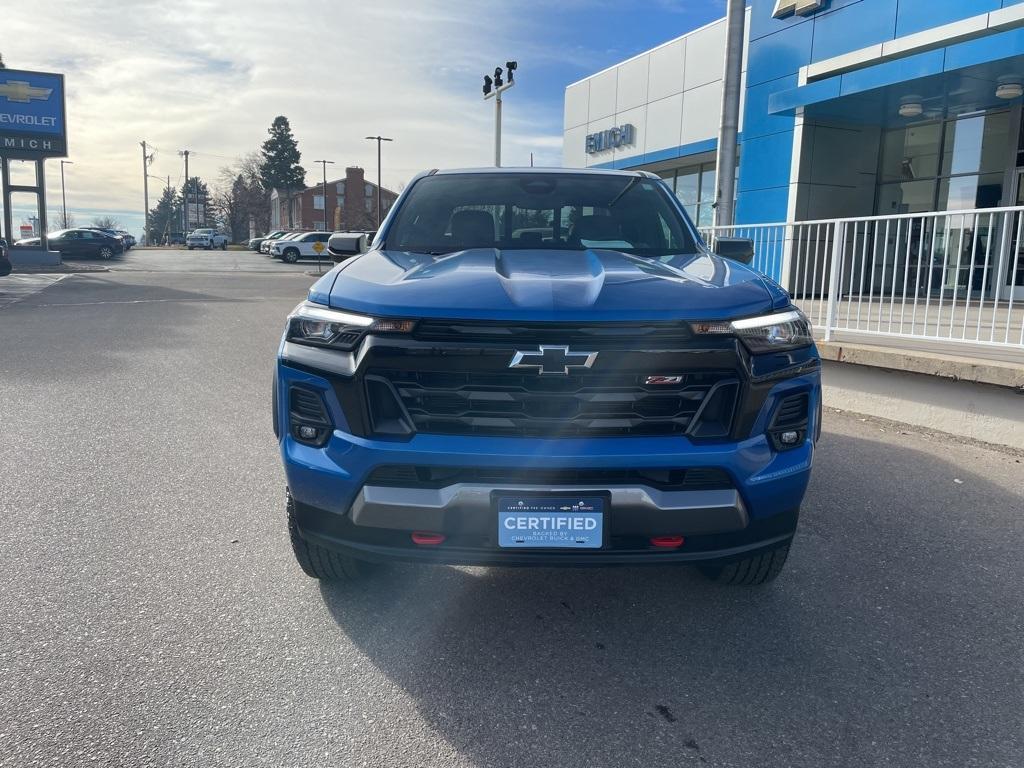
[482,61,517,167]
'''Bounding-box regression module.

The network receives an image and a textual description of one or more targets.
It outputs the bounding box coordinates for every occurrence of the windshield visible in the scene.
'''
[384,172,698,257]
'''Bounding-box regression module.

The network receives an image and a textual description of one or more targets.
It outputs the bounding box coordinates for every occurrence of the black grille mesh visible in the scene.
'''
[368,369,738,438]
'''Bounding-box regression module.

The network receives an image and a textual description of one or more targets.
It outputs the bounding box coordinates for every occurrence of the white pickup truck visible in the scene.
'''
[186,228,229,250]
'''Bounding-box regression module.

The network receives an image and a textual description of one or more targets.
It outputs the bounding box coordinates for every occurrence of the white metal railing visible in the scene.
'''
[703,207,1024,352]
[700,222,788,282]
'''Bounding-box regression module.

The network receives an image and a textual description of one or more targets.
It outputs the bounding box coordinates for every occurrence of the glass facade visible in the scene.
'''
[658,163,717,227]
[876,109,1013,215]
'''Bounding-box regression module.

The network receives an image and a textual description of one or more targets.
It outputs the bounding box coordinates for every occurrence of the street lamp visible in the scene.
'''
[364,136,393,228]
[59,160,73,229]
[482,61,517,167]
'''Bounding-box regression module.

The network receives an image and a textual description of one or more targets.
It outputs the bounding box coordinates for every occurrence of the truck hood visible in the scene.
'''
[318,248,780,322]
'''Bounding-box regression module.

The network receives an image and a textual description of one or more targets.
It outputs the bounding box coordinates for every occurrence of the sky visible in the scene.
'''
[2,0,725,239]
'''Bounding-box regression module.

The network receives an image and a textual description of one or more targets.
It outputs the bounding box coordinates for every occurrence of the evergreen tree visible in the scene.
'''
[259,116,305,227]
[149,186,181,244]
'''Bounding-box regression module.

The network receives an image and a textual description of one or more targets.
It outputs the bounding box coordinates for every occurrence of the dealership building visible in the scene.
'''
[563,0,1024,299]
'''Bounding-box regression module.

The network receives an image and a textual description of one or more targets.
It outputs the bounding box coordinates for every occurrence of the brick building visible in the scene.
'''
[269,166,399,232]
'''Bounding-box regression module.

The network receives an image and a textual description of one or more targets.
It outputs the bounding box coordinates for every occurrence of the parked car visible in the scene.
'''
[166,232,187,246]
[249,230,289,252]
[83,227,128,251]
[17,228,124,259]
[116,230,136,249]
[275,167,822,586]
[271,231,331,263]
[0,237,10,276]
[260,231,299,254]
[186,228,229,250]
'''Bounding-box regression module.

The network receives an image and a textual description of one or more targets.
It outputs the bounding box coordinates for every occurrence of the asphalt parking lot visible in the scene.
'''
[1,252,1022,768]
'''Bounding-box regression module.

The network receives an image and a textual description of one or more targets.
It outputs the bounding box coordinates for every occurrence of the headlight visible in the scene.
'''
[692,309,813,353]
[286,302,415,351]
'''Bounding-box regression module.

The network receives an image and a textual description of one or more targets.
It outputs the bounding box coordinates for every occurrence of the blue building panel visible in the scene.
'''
[838,48,945,96]
[737,131,795,194]
[943,26,1024,72]
[743,75,800,140]
[735,186,792,228]
[809,0,898,63]
[895,0,1001,37]
[746,21,814,87]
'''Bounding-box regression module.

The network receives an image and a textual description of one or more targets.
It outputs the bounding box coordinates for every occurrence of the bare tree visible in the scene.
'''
[92,216,121,230]
[50,213,75,231]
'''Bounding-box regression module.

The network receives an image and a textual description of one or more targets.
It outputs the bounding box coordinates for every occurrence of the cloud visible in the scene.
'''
[2,0,571,231]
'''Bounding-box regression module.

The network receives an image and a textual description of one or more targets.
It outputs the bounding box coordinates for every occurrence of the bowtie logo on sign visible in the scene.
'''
[772,0,825,18]
[0,80,53,104]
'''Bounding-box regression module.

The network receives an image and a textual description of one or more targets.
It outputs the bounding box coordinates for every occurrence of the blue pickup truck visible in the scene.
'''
[274,168,820,586]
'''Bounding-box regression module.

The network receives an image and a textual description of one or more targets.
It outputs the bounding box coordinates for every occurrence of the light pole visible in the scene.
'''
[313,159,334,234]
[482,61,517,167]
[59,160,73,229]
[364,136,393,228]
[715,0,745,227]
[141,141,154,244]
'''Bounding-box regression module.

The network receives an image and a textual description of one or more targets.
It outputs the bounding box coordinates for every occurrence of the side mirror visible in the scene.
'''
[713,237,754,265]
[327,233,366,260]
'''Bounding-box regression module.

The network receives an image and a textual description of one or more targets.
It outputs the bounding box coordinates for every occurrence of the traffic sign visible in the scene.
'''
[312,241,325,254]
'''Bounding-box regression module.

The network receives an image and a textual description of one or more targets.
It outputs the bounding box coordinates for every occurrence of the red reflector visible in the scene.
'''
[650,535,685,549]
[411,531,446,546]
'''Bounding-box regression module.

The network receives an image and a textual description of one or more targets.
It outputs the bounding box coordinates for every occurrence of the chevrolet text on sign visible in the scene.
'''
[0,70,67,159]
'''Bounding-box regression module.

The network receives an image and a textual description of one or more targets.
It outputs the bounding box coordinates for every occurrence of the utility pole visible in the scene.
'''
[715,0,745,227]
[59,160,73,229]
[364,136,393,228]
[179,149,190,234]
[313,159,334,234]
[141,141,152,244]
[483,62,517,167]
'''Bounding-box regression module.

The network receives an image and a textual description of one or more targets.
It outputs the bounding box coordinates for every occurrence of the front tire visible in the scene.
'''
[99,246,113,260]
[287,491,368,581]
[699,543,791,585]
[282,248,299,264]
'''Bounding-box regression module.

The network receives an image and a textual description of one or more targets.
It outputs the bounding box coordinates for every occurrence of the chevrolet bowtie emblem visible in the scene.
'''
[772,0,824,18]
[0,80,53,103]
[508,345,598,376]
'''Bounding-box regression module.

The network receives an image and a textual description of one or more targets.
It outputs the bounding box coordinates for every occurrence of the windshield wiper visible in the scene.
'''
[606,176,640,208]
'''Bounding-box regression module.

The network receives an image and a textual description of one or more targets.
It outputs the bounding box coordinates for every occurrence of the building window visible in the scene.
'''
[364,197,373,213]
[313,195,325,210]
[659,162,717,227]
[365,183,374,198]
[876,109,1012,214]
[336,183,345,194]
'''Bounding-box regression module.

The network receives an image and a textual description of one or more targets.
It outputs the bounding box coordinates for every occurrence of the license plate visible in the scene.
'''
[497,495,605,549]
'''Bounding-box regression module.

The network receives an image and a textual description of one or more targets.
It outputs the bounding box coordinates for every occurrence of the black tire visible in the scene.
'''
[205,244,212,250]
[221,242,227,250]
[699,543,791,585]
[282,248,299,264]
[287,491,368,581]
[188,246,194,251]
[99,246,113,260]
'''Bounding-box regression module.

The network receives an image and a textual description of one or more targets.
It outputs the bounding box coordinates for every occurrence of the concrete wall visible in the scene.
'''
[822,361,1024,451]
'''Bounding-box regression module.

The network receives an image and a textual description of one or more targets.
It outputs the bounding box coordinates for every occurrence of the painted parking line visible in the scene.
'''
[0,274,70,310]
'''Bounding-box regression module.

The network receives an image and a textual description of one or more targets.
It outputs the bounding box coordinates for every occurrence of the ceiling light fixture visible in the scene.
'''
[898,97,923,118]
[996,78,1023,100]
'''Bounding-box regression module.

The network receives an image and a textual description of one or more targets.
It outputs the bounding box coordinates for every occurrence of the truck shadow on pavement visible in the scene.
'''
[317,430,1023,768]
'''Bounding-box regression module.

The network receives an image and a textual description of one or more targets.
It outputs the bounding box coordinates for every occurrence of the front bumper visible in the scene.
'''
[278,360,819,566]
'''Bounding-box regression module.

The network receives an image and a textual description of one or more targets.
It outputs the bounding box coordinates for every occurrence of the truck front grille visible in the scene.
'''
[366,369,739,438]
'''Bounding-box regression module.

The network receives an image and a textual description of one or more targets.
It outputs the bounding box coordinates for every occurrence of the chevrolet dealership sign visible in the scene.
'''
[772,0,825,18]
[0,69,67,158]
